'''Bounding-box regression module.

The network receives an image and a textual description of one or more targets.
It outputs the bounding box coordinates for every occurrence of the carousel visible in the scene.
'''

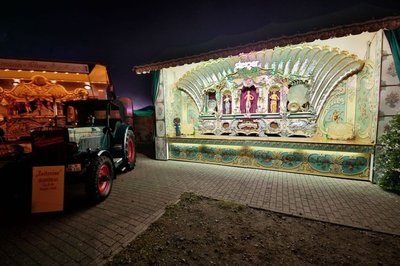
[0,59,111,142]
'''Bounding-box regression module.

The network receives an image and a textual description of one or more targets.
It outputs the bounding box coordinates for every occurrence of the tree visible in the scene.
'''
[376,113,400,194]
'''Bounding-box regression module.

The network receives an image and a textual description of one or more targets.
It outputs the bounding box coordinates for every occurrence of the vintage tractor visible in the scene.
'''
[0,59,137,207]
[30,99,136,203]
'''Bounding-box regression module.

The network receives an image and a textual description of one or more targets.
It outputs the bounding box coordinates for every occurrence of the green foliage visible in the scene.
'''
[376,114,400,194]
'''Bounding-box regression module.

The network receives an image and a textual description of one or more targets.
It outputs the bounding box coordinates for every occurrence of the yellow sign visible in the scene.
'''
[31,165,65,213]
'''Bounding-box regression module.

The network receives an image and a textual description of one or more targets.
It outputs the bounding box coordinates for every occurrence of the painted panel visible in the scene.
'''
[281,152,303,169]
[156,120,166,137]
[355,69,374,139]
[321,96,346,129]
[155,137,168,160]
[220,148,237,163]
[187,104,198,125]
[381,55,400,86]
[379,85,400,116]
[170,144,181,158]
[201,146,217,161]
[308,154,333,172]
[341,156,368,175]
[255,150,274,167]
[185,146,199,160]
[318,83,346,135]
[156,80,164,102]
[376,116,393,144]
[155,103,165,120]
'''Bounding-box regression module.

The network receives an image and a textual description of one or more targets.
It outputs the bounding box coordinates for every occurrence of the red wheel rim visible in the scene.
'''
[128,137,135,162]
[98,164,110,193]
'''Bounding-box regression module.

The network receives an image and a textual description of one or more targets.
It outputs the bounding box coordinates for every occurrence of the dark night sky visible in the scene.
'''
[1,1,399,109]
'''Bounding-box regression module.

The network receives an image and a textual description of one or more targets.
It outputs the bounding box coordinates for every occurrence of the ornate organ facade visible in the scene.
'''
[175,45,364,139]
[145,31,398,181]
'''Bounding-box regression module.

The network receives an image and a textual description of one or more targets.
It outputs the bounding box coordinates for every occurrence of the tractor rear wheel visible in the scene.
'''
[123,129,136,171]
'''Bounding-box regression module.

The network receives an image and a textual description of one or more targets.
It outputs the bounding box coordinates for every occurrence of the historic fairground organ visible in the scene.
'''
[197,61,316,137]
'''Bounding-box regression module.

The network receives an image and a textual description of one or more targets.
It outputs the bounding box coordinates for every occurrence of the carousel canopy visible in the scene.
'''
[0,58,111,84]
[133,3,400,74]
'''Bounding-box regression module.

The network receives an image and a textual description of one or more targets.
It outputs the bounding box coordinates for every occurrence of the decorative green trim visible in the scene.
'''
[168,137,374,153]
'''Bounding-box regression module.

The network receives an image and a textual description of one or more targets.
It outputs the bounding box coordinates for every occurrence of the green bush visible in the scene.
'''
[376,114,400,194]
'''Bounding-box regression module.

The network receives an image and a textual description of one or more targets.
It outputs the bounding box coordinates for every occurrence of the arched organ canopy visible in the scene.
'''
[176,45,364,137]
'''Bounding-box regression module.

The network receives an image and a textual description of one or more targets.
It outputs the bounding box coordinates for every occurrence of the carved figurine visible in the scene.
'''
[35,100,43,116]
[173,117,181,136]
[25,101,32,114]
[332,111,340,122]
[223,94,231,114]
[244,90,254,113]
[269,91,280,113]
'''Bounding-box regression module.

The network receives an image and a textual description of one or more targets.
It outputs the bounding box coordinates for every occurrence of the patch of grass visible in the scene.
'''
[179,192,204,203]
[163,192,203,217]
[217,200,245,212]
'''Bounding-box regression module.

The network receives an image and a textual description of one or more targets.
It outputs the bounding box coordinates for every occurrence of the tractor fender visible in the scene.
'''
[112,124,136,172]
[113,124,134,145]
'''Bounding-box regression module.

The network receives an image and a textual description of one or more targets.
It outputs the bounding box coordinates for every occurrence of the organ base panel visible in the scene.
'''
[167,136,373,180]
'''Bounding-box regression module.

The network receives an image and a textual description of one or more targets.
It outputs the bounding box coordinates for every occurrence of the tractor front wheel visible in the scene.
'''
[85,155,114,203]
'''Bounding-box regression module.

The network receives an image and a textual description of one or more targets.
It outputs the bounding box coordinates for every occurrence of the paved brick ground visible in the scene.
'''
[1,153,399,265]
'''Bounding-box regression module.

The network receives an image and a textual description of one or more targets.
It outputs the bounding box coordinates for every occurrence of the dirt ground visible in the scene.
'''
[108,192,400,265]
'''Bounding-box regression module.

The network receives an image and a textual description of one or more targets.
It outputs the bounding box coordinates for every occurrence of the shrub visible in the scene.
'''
[376,114,400,194]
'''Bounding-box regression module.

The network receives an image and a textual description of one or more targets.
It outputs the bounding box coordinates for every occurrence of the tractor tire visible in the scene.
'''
[123,129,136,171]
[85,155,114,203]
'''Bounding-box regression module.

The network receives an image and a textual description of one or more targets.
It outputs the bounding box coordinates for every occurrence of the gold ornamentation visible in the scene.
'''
[32,75,47,86]
[2,75,88,102]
